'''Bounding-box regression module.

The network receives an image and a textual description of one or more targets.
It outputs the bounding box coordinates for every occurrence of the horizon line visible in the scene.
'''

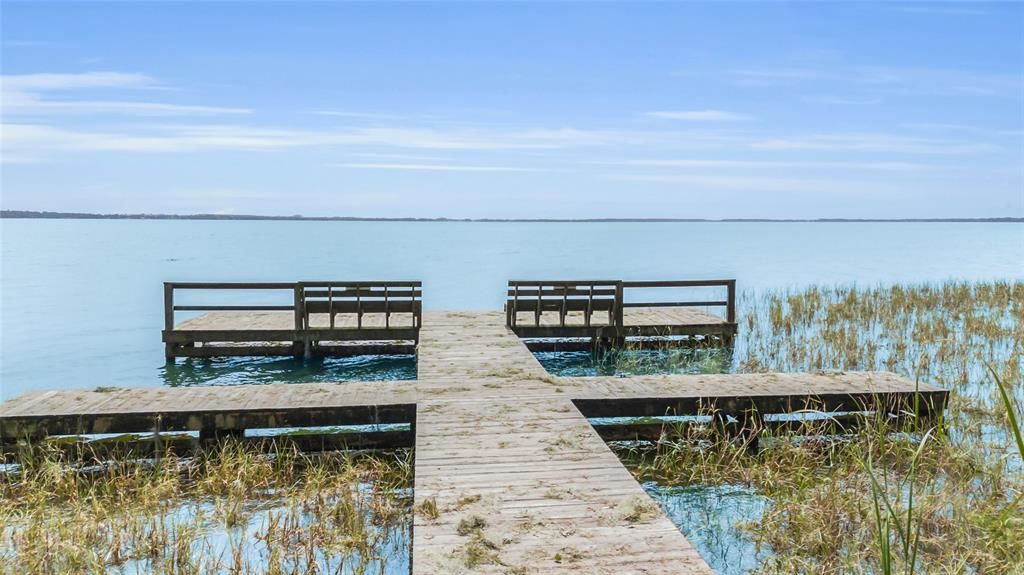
[1,210,1021,224]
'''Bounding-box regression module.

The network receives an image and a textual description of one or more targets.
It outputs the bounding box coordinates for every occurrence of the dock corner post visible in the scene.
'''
[163,283,176,360]
[614,281,625,330]
[726,279,737,324]
[293,283,305,357]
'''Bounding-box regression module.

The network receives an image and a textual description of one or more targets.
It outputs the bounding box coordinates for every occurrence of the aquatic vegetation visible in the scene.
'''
[0,442,412,574]
[536,344,731,377]
[616,281,1024,574]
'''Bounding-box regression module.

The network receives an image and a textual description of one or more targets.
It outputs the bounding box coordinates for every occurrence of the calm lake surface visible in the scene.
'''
[2,219,1021,575]
[1,219,1021,400]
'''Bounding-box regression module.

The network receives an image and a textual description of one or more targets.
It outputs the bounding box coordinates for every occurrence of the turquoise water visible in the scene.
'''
[160,355,416,387]
[535,347,731,377]
[1,219,1021,399]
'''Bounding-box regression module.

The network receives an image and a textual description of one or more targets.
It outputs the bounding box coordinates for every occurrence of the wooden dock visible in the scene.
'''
[162,279,738,359]
[162,281,422,359]
[507,279,737,342]
[0,305,948,574]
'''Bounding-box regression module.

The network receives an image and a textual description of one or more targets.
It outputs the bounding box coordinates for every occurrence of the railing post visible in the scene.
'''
[511,283,519,328]
[614,281,625,329]
[163,283,174,332]
[414,284,421,332]
[726,280,737,324]
[535,283,542,327]
[163,283,175,360]
[293,283,305,330]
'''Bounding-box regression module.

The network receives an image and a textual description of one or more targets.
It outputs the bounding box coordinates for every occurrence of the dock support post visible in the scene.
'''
[294,284,306,357]
[726,280,737,324]
[614,281,625,330]
[163,283,176,360]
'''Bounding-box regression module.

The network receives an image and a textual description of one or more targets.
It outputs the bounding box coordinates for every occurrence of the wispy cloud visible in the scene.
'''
[331,162,541,172]
[603,158,929,171]
[2,72,155,91]
[1,71,251,117]
[748,133,994,155]
[890,5,989,16]
[2,123,312,153]
[645,110,751,121]
[731,65,1021,97]
[312,110,404,120]
[1,122,654,158]
[606,173,867,194]
[3,40,55,48]
[802,95,880,105]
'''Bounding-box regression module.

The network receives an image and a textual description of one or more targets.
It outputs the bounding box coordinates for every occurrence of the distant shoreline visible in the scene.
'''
[1,210,1021,223]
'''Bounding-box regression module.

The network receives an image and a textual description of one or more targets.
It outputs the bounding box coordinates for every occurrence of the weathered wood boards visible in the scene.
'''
[413,397,711,574]
[0,309,948,574]
[0,380,416,438]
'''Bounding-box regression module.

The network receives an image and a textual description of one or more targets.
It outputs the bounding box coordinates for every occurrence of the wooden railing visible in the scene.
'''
[299,281,422,330]
[620,279,736,324]
[506,280,621,329]
[506,279,736,329]
[163,281,422,333]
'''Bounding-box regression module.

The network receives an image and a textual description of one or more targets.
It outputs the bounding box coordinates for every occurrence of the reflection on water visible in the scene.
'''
[160,355,416,387]
[535,346,732,377]
[643,483,771,575]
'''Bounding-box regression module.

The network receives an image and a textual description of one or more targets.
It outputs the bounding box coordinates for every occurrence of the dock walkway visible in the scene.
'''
[0,310,948,574]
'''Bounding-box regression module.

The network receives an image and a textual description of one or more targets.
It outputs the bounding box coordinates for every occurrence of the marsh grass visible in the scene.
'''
[615,281,1023,574]
[536,340,731,378]
[0,442,413,574]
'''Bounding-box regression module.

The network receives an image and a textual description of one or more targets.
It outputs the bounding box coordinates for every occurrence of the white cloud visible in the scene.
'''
[3,40,55,48]
[645,110,751,121]
[890,5,989,16]
[731,65,1021,97]
[331,162,541,172]
[1,123,312,153]
[1,71,251,117]
[802,95,881,105]
[312,110,403,120]
[0,122,649,158]
[606,173,861,194]
[604,158,929,171]
[748,133,993,155]
[2,72,156,91]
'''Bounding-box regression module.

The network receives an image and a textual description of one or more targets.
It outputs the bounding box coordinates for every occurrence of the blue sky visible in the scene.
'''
[1,1,1021,218]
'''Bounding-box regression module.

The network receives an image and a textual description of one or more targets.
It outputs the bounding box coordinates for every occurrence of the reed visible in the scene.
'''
[616,281,1024,574]
[0,442,412,574]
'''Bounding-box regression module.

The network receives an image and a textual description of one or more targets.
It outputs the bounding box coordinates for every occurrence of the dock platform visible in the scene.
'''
[1,307,948,574]
[507,279,738,342]
[162,281,422,359]
[162,279,739,359]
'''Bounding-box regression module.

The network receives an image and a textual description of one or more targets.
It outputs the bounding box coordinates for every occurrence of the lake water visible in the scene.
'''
[2,219,1021,574]
[1,219,1021,400]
